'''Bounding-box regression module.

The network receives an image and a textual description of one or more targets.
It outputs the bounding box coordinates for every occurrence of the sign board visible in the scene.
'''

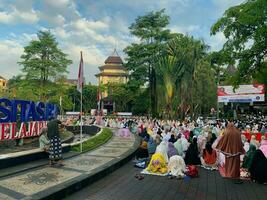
[217,84,265,103]
[0,98,58,141]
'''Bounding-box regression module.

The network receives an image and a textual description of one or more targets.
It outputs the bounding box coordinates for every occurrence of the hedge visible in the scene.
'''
[71,128,113,152]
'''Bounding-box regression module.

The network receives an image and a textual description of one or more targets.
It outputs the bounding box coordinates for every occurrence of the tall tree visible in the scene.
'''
[67,84,98,113]
[170,35,208,119]
[193,59,217,117]
[211,0,267,84]
[18,31,72,96]
[155,36,186,118]
[124,9,172,117]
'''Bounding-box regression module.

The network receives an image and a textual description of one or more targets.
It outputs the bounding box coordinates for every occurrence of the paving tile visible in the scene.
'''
[0,167,81,196]
[0,192,15,200]
[64,155,113,172]
[86,147,129,157]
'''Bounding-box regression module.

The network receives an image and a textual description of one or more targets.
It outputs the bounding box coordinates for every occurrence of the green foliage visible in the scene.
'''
[124,9,172,117]
[6,75,41,101]
[71,128,112,152]
[131,88,150,115]
[60,130,74,141]
[193,59,217,117]
[211,0,267,84]
[5,75,98,113]
[67,84,98,113]
[158,34,209,119]
[18,31,72,88]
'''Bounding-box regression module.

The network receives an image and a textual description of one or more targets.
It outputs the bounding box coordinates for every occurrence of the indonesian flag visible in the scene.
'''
[97,87,102,101]
[77,51,84,93]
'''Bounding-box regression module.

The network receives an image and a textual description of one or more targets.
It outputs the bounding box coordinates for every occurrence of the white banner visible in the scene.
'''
[217,84,265,103]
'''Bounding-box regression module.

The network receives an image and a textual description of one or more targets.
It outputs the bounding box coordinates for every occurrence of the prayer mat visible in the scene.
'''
[200,165,218,171]
[141,169,168,176]
[219,166,250,180]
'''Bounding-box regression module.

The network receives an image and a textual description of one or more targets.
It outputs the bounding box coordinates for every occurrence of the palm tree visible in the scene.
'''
[155,34,208,119]
[155,38,186,118]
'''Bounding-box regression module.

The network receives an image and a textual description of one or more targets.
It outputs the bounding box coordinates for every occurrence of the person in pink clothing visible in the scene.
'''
[259,137,267,158]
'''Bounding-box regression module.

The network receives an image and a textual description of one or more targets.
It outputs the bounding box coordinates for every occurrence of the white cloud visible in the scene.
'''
[44,0,70,8]
[0,8,38,24]
[0,0,245,84]
[63,44,106,84]
[38,13,66,26]
[72,18,108,32]
[0,40,24,78]
[170,24,200,34]
[210,0,244,18]
[208,32,227,51]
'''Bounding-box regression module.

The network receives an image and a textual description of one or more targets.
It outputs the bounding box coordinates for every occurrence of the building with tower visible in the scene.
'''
[95,49,128,114]
[0,76,7,92]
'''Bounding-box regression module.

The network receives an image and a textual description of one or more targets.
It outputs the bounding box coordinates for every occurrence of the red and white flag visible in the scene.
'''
[97,87,102,101]
[77,51,84,93]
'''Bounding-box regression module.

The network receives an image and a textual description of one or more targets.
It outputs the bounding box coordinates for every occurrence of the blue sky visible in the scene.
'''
[0,0,244,85]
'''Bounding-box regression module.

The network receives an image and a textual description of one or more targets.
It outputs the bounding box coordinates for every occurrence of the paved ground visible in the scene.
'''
[0,132,137,200]
[65,161,267,200]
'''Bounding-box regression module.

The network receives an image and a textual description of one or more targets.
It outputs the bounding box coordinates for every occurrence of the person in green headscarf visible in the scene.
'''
[242,144,256,169]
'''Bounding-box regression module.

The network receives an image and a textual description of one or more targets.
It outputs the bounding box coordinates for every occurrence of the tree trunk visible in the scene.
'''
[151,67,157,118]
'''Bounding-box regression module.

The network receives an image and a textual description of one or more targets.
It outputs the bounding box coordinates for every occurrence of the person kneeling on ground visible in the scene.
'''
[168,155,186,178]
[184,137,201,165]
[136,140,149,160]
[200,142,218,170]
[146,153,168,174]
[39,128,49,152]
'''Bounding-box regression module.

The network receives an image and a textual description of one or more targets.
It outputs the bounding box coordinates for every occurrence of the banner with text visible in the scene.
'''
[217,84,265,103]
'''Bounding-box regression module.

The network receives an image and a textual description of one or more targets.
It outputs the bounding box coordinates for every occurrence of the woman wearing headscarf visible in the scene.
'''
[250,135,260,149]
[215,122,244,180]
[135,140,149,160]
[167,142,178,158]
[184,137,201,165]
[174,136,185,158]
[168,134,177,143]
[155,141,169,163]
[168,155,186,178]
[147,137,156,155]
[181,134,189,152]
[201,142,218,169]
[146,153,168,174]
[242,145,256,169]
[249,137,267,184]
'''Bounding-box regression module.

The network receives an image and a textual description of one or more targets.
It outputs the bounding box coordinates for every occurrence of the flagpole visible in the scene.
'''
[79,51,83,153]
[80,85,83,152]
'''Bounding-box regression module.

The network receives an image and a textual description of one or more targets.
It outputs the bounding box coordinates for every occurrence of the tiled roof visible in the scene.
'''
[0,75,6,80]
[104,56,123,64]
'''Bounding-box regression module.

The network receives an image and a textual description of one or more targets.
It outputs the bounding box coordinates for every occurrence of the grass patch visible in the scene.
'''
[60,130,74,140]
[71,128,113,152]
